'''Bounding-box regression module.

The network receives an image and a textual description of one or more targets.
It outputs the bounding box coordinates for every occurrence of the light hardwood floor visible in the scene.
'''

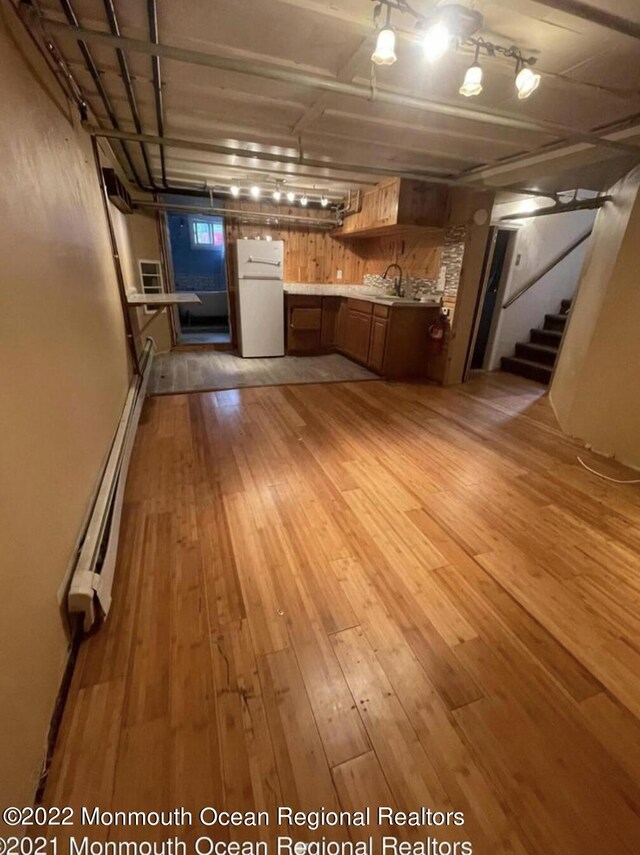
[149,351,378,395]
[45,373,640,853]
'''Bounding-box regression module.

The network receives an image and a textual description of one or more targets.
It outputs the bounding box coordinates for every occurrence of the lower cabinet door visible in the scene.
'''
[368,317,388,373]
[344,310,372,364]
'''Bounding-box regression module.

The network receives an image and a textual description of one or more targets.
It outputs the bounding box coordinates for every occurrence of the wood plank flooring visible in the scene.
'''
[45,373,640,854]
[149,351,377,394]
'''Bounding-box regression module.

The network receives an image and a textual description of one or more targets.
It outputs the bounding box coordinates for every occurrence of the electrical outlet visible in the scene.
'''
[337,269,343,280]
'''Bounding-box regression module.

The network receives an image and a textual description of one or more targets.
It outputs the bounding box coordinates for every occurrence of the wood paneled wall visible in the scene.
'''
[225,204,443,284]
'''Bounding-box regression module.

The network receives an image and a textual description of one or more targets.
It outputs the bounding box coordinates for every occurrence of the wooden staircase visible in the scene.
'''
[501,298,571,384]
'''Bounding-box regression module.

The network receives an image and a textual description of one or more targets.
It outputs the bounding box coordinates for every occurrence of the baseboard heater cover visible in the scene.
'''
[68,339,154,631]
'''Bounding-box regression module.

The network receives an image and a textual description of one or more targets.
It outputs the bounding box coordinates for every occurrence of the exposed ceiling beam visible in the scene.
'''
[82,122,470,183]
[292,33,373,134]
[529,0,640,40]
[35,13,640,157]
[82,123,560,198]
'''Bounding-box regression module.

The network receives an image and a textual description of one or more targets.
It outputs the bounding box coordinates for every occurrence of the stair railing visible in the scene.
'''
[502,228,593,309]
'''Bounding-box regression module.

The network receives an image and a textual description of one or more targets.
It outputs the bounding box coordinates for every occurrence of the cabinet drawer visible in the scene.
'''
[287,295,322,308]
[290,307,322,330]
[347,298,373,315]
[373,304,390,319]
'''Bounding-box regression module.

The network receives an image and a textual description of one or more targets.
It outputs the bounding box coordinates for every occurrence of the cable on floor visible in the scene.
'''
[577,456,640,484]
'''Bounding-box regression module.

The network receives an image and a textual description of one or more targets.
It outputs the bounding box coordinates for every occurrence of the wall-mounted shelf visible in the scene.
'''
[126,293,201,307]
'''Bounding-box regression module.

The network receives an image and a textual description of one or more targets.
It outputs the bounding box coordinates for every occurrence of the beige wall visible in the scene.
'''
[0,9,131,806]
[550,165,640,469]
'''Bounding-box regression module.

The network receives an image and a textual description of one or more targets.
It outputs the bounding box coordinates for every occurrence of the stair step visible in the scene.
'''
[501,356,553,385]
[544,313,568,332]
[560,298,572,314]
[531,328,562,347]
[515,342,559,367]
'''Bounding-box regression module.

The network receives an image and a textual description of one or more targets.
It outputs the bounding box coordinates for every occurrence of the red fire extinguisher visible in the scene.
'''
[428,311,450,354]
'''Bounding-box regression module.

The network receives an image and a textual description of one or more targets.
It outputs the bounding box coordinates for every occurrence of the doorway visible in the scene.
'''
[471,228,513,370]
[166,206,231,345]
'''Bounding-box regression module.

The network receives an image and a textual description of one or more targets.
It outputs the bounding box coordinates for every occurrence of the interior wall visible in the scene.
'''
[550,166,640,469]
[485,209,596,370]
[225,206,443,283]
[0,8,131,807]
[111,204,172,353]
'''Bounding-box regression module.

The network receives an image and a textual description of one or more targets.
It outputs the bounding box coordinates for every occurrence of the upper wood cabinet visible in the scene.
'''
[332,178,449,239]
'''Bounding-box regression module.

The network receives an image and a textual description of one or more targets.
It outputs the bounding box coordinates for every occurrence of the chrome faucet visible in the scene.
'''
[382,263,404,297]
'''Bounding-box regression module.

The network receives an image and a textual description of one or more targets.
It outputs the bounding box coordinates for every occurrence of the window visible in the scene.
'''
[190,217,224,249]
[138,260,164,314]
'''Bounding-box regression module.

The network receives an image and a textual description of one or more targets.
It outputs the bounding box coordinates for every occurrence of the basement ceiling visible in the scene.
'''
[27,0,640,199]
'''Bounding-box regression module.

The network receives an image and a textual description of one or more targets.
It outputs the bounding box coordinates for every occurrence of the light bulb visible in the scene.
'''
[320,195,329,208]
[422,22,450,62]
[459,64,483,97]
[300,194,308,207]
[286,191,295,203]
[250,185,261,199]
[230,184,240,197]
[515,66,541,100]
[371,27,397,66]
[273,189,282,202]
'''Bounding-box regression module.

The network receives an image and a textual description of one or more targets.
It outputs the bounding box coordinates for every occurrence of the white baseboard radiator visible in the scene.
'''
[68,339,154,631]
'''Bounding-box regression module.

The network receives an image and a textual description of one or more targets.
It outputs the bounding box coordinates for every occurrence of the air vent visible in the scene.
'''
[102,168,133,214]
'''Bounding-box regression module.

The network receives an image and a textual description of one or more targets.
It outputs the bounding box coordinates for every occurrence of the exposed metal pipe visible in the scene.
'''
[500,195,611,221]
[82,123,558,198]
[101,0,155,187]
[503,227,594,309]
[147,0,168,187]
[529,0,640,41]
[56,0,142,186]
[38,14,640,157]
[135,200,339,228]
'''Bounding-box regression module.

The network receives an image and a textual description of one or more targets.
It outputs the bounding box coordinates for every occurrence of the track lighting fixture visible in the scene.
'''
[273,189,282,202]
[320,195,329,208]
[371,2,396,66]
[459,45,483,97]
[372,26,397,66]
[250,185,261,199]
[515,63,541,100]
[230,184,240,197]
[368,2,541,101]
[286,190,296,203]
[300,194,308,207]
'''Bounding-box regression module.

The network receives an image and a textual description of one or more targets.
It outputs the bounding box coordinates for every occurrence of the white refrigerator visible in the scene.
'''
[235,239,285,357]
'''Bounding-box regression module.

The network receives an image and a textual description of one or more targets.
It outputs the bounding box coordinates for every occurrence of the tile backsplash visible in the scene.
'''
[364,225,468,305]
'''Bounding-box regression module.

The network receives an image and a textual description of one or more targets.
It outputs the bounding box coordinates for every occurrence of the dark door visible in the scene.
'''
[471,229,511,369]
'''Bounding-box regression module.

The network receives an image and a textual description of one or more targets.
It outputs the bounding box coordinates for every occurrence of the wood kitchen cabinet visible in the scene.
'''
[344,308,373,364]
[332,177,448,239]
[368,316,388,373]
[285,293,439,379]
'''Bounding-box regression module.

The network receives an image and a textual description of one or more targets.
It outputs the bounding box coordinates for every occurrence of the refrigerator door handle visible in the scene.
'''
[248,256,282,266]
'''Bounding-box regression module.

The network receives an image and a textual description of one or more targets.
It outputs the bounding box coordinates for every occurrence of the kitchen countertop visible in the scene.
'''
[283,283,442,307]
